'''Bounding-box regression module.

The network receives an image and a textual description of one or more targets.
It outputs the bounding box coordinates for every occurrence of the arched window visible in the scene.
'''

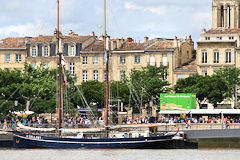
[227,5,231,27]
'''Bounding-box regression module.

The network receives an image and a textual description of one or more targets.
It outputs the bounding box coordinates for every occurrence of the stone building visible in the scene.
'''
[0,37,26,70]
[0,32,194,87]
[196,0,240,109]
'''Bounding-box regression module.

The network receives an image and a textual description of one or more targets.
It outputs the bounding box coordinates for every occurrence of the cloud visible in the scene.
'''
[0,21,53,37]
[125,2,166,15]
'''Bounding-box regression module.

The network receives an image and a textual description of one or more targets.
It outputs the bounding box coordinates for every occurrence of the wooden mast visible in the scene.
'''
[104,0,109,137]
[57,0,62,130]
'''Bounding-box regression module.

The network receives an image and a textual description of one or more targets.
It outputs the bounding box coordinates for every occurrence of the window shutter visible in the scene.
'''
[50,43,56,56]
[64,43,68,56]
[38,43,42,57]
[26,44,30,57]
[76,43,82,56]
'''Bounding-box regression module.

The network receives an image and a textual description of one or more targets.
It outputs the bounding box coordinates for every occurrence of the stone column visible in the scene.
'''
[230,6,236,28]
[224,5,228,28]
[236,5,240,28]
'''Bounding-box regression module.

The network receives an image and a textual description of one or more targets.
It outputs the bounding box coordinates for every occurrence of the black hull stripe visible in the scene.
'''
[14,135,169,144]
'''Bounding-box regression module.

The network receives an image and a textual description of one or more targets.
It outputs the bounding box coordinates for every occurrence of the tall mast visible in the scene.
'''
[104,0,109,136]
[57,0,62,130]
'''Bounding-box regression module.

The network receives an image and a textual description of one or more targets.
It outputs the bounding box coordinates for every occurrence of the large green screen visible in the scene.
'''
[160,93,196,110]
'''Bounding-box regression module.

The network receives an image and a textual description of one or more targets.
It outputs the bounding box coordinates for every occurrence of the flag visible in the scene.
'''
[61,55,66,69]
[104,51,108,64]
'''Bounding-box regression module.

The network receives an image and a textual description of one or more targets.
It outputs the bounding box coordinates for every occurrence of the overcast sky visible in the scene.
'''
[0,0,212,43]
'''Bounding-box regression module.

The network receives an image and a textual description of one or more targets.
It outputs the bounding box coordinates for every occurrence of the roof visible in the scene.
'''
[0,37,25,48]
[116,40,175,51]
[205,28,240,34]
[0,35,94,49]
[146,41,174,50]
[83,41,104,52]
[62,35,93,43]
[116,42,146,51]
[31,35,93,43]
[175,58,197,71]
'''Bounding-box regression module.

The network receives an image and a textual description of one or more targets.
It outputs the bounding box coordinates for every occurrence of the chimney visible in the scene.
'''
[174,36,178,48]
[111,40,117,50]
[201,28,206,33]
[144,36,149,42]
[127,37,133,43]
[92,31,95,37]
[24,37,32,43]
[116,39,122,49]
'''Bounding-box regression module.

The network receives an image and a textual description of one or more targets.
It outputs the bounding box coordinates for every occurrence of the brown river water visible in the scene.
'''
[0,149,240,160]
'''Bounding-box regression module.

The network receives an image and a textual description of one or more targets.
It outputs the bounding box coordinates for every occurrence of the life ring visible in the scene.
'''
[16,139,20,144]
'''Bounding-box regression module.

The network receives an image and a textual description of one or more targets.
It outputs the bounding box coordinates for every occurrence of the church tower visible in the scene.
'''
[212,0,240,28]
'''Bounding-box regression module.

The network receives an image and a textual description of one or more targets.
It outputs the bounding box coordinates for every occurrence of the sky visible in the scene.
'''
[0,0,212,44]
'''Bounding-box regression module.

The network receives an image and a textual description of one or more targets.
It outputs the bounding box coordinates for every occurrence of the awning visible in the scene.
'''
[159,110,190,114]
[189,109,221,114]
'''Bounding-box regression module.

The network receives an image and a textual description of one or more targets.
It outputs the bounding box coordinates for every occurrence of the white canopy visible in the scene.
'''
[159,109,240,115]
[17,122,56,132]
[159,110,190,115]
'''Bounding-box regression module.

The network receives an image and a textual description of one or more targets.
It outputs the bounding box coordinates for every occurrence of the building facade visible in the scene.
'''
[196,0,240,109]
[0,32,194,87]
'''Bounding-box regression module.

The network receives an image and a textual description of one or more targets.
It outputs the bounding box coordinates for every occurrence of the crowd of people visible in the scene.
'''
[1,114,240,130]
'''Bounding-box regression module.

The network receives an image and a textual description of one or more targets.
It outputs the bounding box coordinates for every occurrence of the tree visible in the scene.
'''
[110,81,130,105]
[215,67,240,98]
[72,81,105,108]
[128,65,170,108]
[174,74,228,108]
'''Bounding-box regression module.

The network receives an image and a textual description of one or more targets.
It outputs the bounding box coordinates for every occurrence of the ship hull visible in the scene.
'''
[13,131,175,149]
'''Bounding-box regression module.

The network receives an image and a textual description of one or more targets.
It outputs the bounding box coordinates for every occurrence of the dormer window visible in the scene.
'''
[205,37,210,40]
[217,37,222,40]
[70,45,75,56]
[229,36,234,40]
[32,46,36,57]
[44,46,48,56]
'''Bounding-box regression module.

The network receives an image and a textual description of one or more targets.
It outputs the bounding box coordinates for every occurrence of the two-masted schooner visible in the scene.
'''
[13,0,177,149]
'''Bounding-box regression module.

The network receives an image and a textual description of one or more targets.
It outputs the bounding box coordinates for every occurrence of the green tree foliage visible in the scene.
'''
[72,81,105,108]
[174,74,228,108]
[110,81,130,105]
[128,65,170,107]
[215,67,240,97]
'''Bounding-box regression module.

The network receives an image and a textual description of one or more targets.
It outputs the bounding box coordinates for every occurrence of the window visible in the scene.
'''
[216,37,222,40]
[5,54,10,63]
[135,56,140,64]
[16,54,21,63]
[31,63,37,69]
[32,46,36,57]
[70,45,75,56]
[82,70,88,82]
[163,69,167,80]
[120,71,126,81]
[177,74,183,80]
[213,51,219,63]
[205,37,210,40]
[93,70,98,81]
[120,56,126,64]
[229,36,234,40]
[202,70,207,76]
[44,46,48,56]
[226,50,231,63]
[43,63,49,69]
[104,70,106,82]
[70,62,75,74]
[202,51,207,63]
[82,56,88,65]
[93,56,98,65]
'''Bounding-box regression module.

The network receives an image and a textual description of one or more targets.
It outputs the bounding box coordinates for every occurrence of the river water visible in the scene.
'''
[0,149,239,160]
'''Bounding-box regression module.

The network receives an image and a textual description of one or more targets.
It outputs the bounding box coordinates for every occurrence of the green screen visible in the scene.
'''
[160,93,196,110]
